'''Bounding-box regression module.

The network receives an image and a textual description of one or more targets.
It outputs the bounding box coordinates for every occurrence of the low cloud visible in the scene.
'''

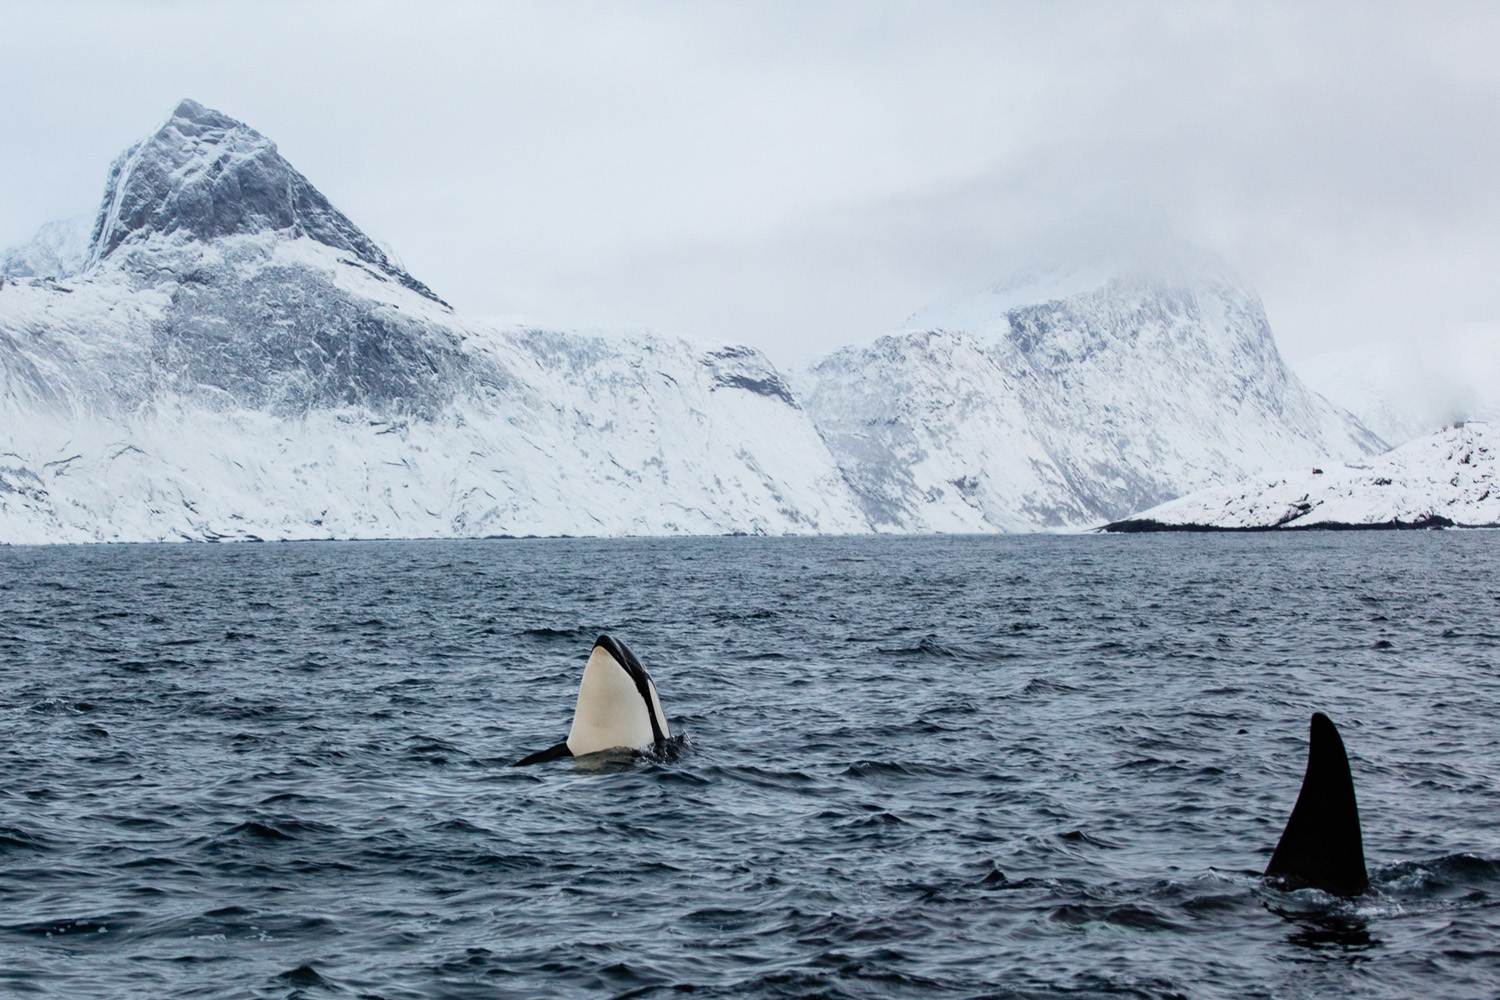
[3,1,1498,363]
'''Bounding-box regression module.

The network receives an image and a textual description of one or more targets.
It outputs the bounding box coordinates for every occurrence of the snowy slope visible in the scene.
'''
[796,259,1386,531]
[0,100,866,542]
[1106,422,1499,530]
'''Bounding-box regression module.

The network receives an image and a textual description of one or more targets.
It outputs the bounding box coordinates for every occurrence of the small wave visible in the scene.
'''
[1051,902,1183,932]
[277,964,328,987]
[258,792,314,806]
[642,733,693,765]
[837,809,906,829]
[221,821,296,842]
[217,817,339,843]
[1015,677,1081,696]
[95,813,171,830]
[712,607,778,622]
[519,626,594,640]
[1056,829,1120,848]
[428,818,492,835]
[119,855,185,869]
[0,826,47,852]
[10,916,122,937]
[1375,853,1500,896]
[873,635,984,660]
[840,759,969,781]
[204,702,281,721]
[712,764,821,792]
[406,738,462,764]
[443,852,548,873]
[26,697,84,715]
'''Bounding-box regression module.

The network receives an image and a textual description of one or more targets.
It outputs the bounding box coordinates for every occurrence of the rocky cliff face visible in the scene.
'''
[86,99,442,303]
[795,262,1386,530]
[0,101,867,542]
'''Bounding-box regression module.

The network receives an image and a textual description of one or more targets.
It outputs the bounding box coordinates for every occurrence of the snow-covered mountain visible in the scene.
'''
[1,100,1400,543]
[1105,422,1498,530]
[0,100,866,542]
[794,259,1387,531]
[1,214,91,280]
[1294,333,1500,447]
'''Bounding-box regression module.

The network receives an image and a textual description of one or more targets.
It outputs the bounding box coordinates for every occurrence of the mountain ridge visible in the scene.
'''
[0,101,866,541]
[1,99,1394,541]
[796,267,1385,530]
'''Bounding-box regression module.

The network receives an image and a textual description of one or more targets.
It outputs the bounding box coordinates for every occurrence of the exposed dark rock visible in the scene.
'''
[87,99,446,305]
[1101,514,1461,532]
[703,346,799,406]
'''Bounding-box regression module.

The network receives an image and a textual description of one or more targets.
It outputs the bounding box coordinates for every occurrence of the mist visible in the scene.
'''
[3,1,1498,366]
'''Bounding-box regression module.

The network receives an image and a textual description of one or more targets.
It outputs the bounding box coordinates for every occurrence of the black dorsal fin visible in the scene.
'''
[1265,712,1369,897]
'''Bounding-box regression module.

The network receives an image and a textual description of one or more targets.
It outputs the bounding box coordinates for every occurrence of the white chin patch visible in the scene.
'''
[565,646,658,756]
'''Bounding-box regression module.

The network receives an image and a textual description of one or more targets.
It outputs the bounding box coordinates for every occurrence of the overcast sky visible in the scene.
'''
[2,1,1497,364]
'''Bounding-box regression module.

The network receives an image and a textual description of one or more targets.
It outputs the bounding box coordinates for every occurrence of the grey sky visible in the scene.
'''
[2,1,1497,365]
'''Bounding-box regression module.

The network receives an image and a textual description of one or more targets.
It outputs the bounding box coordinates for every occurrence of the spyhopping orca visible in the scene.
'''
[1265,712,1368,897]
[514,634,670,766]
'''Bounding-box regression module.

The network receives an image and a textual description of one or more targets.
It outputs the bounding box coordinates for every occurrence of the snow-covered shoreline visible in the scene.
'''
[1104,422,1498,531]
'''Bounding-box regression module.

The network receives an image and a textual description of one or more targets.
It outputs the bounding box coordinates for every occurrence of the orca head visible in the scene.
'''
[514,634,670,766]
[567,634,670,757]
[1265,712,1369,897]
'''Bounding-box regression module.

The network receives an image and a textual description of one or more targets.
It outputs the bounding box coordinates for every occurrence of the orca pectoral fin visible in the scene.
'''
[1265,712,1369,897]
[514,741,573,767]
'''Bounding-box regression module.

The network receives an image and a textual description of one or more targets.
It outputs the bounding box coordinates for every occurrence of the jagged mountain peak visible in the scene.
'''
[84,99,445,304]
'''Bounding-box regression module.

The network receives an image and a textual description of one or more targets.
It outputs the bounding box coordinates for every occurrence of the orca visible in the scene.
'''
[514,634,671,766]
[1264,712,1369,897]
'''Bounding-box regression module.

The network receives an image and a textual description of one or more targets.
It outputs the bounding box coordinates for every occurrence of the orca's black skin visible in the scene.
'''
[1265,712,1369,897]
[514,741,572,767]
[512,634,664,766]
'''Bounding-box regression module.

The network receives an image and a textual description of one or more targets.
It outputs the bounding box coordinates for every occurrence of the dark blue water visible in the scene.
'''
[1,534,1498,999]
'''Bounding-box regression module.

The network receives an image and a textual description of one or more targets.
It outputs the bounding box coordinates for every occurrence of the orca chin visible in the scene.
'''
[1265,712,1369,897]
[514,634,671,766]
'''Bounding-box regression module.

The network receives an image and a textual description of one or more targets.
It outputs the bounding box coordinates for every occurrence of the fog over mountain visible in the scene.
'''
[3,4,1498,366]
[796,255,1383,531]
[1294,330,1500,447]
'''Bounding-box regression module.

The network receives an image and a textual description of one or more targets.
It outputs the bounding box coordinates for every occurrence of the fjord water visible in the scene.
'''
[1,535,1497,999]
